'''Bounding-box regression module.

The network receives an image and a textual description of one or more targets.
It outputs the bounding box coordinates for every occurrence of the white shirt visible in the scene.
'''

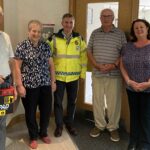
[0,31,14,77]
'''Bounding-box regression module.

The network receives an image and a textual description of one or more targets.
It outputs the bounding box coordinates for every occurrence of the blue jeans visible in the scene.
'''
[0,116,6,150]
[0,75,11,150]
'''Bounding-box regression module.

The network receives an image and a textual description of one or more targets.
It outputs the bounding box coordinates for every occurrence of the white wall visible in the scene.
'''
[4,0,69,49]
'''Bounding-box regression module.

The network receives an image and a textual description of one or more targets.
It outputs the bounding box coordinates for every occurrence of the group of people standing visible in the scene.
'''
[1,5,150,150]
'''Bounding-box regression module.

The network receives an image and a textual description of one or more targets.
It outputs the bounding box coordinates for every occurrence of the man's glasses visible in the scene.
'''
[101,15,113,19]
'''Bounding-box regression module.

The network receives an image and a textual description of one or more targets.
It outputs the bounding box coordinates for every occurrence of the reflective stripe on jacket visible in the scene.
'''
[48,29,87,82]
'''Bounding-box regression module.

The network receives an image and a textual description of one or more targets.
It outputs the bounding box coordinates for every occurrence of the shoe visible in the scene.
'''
[66,125,78,136]
[54,127,63,137]
[90,127,101,138]
[110,130,120,142]
[41,136,51,144]
[127,144,137,150]
[29,140,38,149]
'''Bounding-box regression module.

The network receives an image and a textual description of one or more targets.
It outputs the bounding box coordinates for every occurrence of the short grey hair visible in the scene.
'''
[28,20,42,31]
[0,6,4,16]
[100,8,114,18]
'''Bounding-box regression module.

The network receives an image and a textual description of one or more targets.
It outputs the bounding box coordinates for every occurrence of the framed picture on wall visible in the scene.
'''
[42,24,55,41]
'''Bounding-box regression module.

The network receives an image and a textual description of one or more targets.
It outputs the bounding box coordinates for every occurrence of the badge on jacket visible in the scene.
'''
[75,40,80,51]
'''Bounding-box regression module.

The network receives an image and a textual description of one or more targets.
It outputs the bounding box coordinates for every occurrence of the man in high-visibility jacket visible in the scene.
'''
[48,13,87,137]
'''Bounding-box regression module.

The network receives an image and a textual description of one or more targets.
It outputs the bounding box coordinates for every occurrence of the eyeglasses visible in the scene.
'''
[101,15,113,19]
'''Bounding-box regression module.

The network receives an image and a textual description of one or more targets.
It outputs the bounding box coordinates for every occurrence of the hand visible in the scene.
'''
[51,82,56,92]
[137,82,150,91]
[17,85,26,97]
[127,80,140,92]
[97,64,114,73]
[96,64,105,72]
[128,80,150,92]
[13,87,18,100]
[103,64,115,72]
[0,75,5,84]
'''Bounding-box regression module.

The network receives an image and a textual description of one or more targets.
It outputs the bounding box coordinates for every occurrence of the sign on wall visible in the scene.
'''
[42,24,55,41]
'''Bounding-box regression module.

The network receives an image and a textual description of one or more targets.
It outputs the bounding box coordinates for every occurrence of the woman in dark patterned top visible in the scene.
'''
[120,19,150,150]
[15,20,56,149]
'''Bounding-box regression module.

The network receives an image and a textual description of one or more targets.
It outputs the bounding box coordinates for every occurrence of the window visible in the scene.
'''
[139,0,150,22]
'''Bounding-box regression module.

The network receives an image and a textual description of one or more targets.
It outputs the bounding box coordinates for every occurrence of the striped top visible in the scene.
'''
[88,26,126,77]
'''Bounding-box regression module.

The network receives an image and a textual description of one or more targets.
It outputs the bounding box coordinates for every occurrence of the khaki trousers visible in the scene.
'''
[92,76,122,131]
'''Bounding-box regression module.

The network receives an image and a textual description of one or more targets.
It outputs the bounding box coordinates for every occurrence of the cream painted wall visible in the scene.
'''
[4,0,69,49]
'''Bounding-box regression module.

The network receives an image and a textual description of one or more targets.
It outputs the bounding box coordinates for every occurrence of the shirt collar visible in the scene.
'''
[62,31,72,40]
[99,25,116,33]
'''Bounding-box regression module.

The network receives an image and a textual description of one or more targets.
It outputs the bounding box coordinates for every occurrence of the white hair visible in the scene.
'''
[100,8,114,18]
[0,6,3,16]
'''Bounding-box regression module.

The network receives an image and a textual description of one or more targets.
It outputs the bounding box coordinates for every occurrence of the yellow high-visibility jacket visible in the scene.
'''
[47,29,87,82]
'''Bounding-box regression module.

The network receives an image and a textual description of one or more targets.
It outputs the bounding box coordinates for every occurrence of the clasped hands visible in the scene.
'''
[95,63,115,73]
[127,80,150,92]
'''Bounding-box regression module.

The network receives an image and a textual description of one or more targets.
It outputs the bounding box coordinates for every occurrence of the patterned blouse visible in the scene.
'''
[122,42,150,92]
[15,39,52,88]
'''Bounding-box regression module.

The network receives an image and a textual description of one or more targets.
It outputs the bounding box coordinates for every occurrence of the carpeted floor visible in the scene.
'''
[72,109,129,150]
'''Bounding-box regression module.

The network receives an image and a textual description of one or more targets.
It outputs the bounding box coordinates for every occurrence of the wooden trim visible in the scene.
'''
[0,0,3,31]
[131,0,139,21]
[0,0,3,8]
[77,103,93,111]
[69,0,77,31]
[69,0,76,15]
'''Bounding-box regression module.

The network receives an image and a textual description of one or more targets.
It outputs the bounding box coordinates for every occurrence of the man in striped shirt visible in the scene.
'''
[87,8,126,142]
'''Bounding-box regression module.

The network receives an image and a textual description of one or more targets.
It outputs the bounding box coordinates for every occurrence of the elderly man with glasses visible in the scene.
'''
[87,8,126,142]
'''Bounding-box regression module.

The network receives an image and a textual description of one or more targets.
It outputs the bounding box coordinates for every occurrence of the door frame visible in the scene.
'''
[0,0,3,30]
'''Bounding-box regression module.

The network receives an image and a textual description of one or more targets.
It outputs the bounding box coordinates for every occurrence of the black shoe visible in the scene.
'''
[54,127,63,137]
[127,144,137,150]
[66,125,77,136]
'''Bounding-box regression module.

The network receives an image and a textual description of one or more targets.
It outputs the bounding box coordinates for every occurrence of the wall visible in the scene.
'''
[4,0,69,49]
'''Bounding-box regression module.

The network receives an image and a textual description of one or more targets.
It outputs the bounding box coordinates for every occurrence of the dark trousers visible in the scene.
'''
[127,89,150,149]
[54,80,78,128]
[22,86,52,140]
